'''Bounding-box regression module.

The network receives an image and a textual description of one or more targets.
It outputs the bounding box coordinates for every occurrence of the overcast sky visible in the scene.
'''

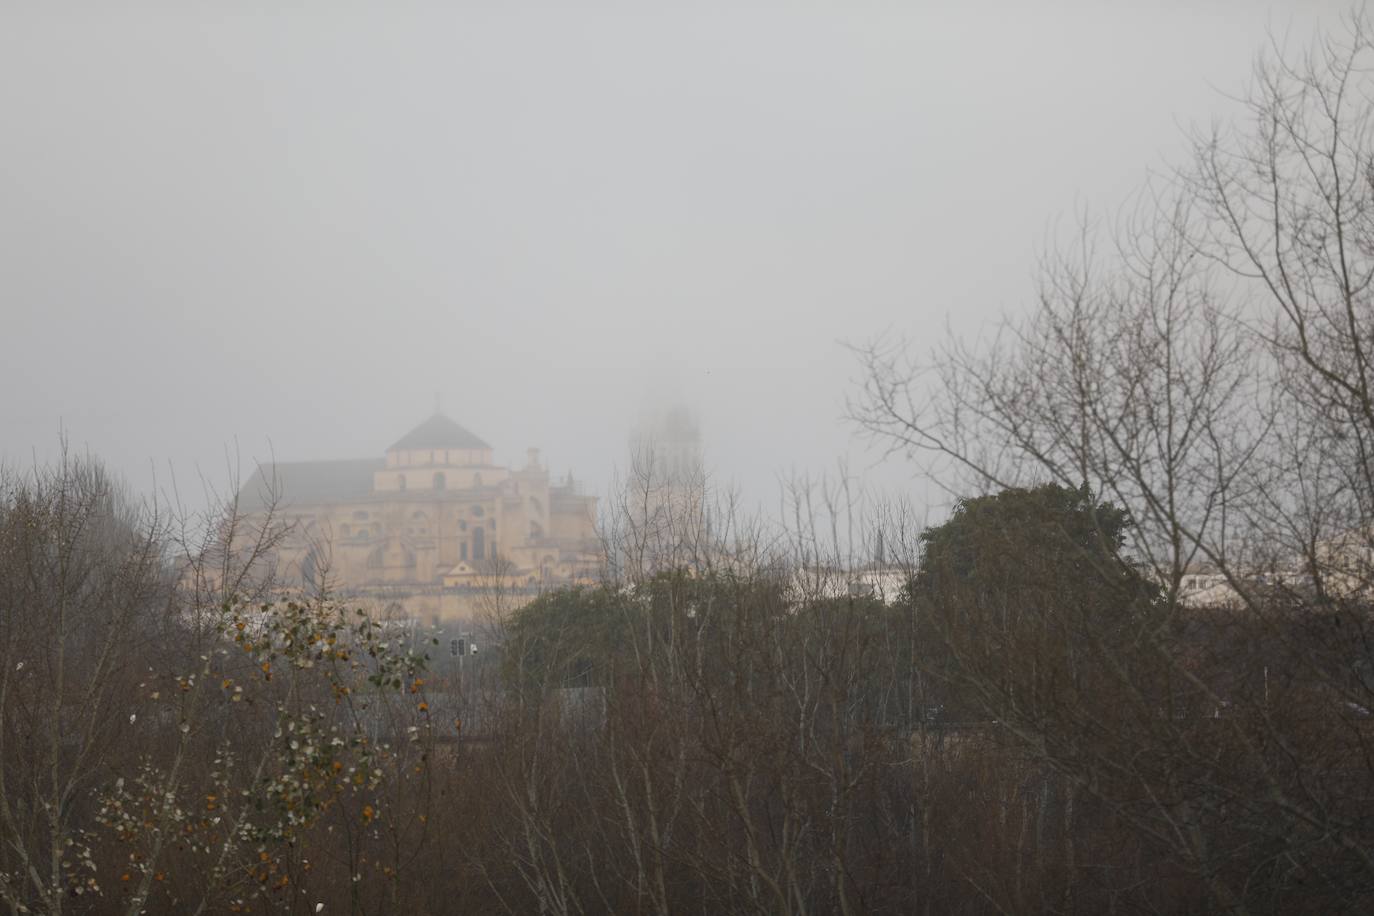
[0,1,1354,520]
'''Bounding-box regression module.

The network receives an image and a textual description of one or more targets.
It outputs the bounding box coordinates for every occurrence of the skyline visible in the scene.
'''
[1,1,1352,521]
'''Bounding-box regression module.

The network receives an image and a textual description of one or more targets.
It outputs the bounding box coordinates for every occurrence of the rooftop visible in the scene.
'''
[388,413,491,452]
[237,458,384,511]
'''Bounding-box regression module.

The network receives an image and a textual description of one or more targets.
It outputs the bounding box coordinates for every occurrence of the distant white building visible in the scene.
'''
[1315,526,1374,599]
[618,405,709,577]
[1176,572,1244,610]
[788,564,910,607]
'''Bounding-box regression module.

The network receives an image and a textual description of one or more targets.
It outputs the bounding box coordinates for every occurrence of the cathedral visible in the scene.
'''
[238,413,601,621]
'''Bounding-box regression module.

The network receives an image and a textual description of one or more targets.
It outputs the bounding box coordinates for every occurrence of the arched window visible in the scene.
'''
[473,473,483,488]
[471,505,485,518]
[473,526,486,561]
[398,475,407,491]
[433,472,446,490]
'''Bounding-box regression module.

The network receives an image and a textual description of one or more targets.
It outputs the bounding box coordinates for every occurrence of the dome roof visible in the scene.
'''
[388,414,491,451]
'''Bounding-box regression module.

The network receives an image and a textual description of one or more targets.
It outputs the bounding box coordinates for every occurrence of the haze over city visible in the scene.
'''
[1,2,1349,515]
[7,5,1374,915]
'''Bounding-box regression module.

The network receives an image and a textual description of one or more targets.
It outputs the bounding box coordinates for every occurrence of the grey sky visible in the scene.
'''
[0,1,1352,519]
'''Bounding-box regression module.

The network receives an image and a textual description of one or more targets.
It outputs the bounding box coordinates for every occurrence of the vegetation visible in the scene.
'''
[0,451,436,915]
[6,13,1374,915]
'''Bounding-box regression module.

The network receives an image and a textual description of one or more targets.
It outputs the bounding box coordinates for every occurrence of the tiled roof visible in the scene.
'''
[237,458,384,511]
[388,414,490,451]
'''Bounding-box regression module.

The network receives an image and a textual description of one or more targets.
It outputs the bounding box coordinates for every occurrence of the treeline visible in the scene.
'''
[8,13,1374,915]
[476,484,1374,915]
[840,10,1374,913]
[1,459,1371,915]
[0,456,437,915]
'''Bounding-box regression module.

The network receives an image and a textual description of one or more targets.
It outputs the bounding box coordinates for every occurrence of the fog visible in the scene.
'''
[0,1,1350,517]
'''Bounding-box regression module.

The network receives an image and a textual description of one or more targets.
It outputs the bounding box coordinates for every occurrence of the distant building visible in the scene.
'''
[619,406,709,576]
[1176,571,1245,610]
[630,406,704,493]
[237,413,600,622]
[788,564,911,607]
[1315,526,1374,599]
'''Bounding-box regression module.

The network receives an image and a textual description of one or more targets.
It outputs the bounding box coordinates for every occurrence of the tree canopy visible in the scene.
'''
[915,482,1151,609]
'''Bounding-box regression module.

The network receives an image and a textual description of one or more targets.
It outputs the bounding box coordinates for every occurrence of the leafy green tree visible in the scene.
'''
[912,482,1163,731]
[503,586,634,692]
[916,483,1137,593]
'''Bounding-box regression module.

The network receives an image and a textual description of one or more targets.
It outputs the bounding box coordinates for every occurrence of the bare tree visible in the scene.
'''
[0,447,176,915]
[851,14,1374,913]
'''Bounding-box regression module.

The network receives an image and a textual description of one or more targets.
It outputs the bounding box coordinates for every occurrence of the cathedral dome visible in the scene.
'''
[388,413,491,451]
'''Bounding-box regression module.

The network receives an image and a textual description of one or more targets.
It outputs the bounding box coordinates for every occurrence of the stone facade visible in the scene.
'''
[238,414,600,622]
